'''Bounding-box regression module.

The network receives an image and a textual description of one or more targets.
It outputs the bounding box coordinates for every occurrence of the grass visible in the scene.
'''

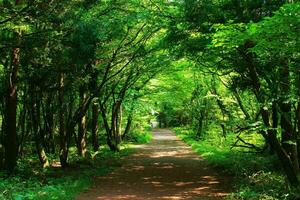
[124,130,153,144]
[0,146,131,200]
[0,129,152,200]
[173,127,300,200]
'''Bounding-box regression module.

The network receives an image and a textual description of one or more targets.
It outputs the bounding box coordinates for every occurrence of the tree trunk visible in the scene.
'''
[77,90,87,157]
[232,87,250,120]
[119,105,123,138]
[4,42,20,173]
[30,89,49,168]
[0,117,3,169]
[17,93,27,158]
[99,103,114,150]
[92,102,99,151]
[295,70,300,169]
[196,113,204,139]
[58,73,68,167]
[261,108,299,186]
[0,144,4,170]
[110,102,121,152]
[279,60,299,172]
[122,114,133,140]
[44,94,55,154]
[241,41,299,185]
[296,101,300,165]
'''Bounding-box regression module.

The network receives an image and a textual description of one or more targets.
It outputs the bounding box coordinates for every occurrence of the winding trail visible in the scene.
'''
[76,129,232,200]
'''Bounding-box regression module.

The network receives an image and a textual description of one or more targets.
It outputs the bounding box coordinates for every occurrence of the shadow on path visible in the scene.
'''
[76,129,232,200]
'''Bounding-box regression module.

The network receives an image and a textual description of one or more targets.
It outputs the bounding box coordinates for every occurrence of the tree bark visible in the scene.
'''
[232,87,250,120]
[92,102,99,151]
[196,113,204,139]
[99,103,112,147]
[30,88,49,168]
[241,41,299,185]
[279,61,299,172]
[122,114,133,140]
[17,93,27,157]
[110,101,121,151]
[295,70,300,169]
[77,90,87,157]
[296,101,300,165]
[4,40,20,173]
[44,95,55,154]
[58,73,68,167]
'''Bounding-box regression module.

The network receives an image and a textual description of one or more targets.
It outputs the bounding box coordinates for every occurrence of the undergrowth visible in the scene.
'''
[124,130,152,144]
[0,147,130,200]
[173,127,300,200]
[0,129,152,200]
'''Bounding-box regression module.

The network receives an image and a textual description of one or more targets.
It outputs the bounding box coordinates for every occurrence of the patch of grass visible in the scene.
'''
[173,127,300,200]
[0,128,152,200]
[0,145,131,200]
[124,130,153,144]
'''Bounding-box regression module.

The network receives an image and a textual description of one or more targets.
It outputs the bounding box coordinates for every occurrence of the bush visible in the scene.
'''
[0,146,130,200]
[173,127,299,200]
[124,130,152,144]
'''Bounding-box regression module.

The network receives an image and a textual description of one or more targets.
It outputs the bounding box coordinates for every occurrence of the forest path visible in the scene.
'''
[76,129,232,200]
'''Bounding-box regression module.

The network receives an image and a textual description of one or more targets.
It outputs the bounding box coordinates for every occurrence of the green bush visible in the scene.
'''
[124,130,152,144]
[173,127,299,200]
[0,146,130,200]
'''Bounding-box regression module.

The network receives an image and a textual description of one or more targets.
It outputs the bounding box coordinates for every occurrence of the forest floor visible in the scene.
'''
[76,129,233,200]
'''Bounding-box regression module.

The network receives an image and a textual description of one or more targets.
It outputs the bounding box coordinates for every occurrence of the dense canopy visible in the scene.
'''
[1,0,300,199]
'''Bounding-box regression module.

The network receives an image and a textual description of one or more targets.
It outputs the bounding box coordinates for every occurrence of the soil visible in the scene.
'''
[76,129,233,200]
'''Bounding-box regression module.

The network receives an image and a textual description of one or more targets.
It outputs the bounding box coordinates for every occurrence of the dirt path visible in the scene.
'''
[76,129,232,200]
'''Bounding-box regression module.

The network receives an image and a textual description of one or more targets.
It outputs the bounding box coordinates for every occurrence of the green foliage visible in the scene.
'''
[125,130,152,144]
[1,0,300,197]
[0,146,130,200]
[173,127,300,200]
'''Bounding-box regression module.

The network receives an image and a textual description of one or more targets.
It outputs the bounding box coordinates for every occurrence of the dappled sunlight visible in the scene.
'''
[96,194,138,199]
[76,129,232,200]
[149,150,188,158]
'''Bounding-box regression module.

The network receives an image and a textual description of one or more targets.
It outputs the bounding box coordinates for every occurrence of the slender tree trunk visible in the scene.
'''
[196,113,204,139]
[119,105,123,138]
[272,101,278,129]
[19,99,31,158]
[295,70,300,168]
[77,90,87,157]
[44,95,55,154]
[296,101,300,164]
[122,97,139,140]
[0,145,3,170]
[4,39,20,173]
[92,102,99,151]
[99,103,113,150]
[0,118,4,168]
[102,101,122,152]
[279,61,299,172]
[110,102,121,151]
[58,73,68,167]
[30,88,49,168]
[232,87,250,120]
[0,116,3,169]
[17,93,27,157]
[122,114,133,140]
